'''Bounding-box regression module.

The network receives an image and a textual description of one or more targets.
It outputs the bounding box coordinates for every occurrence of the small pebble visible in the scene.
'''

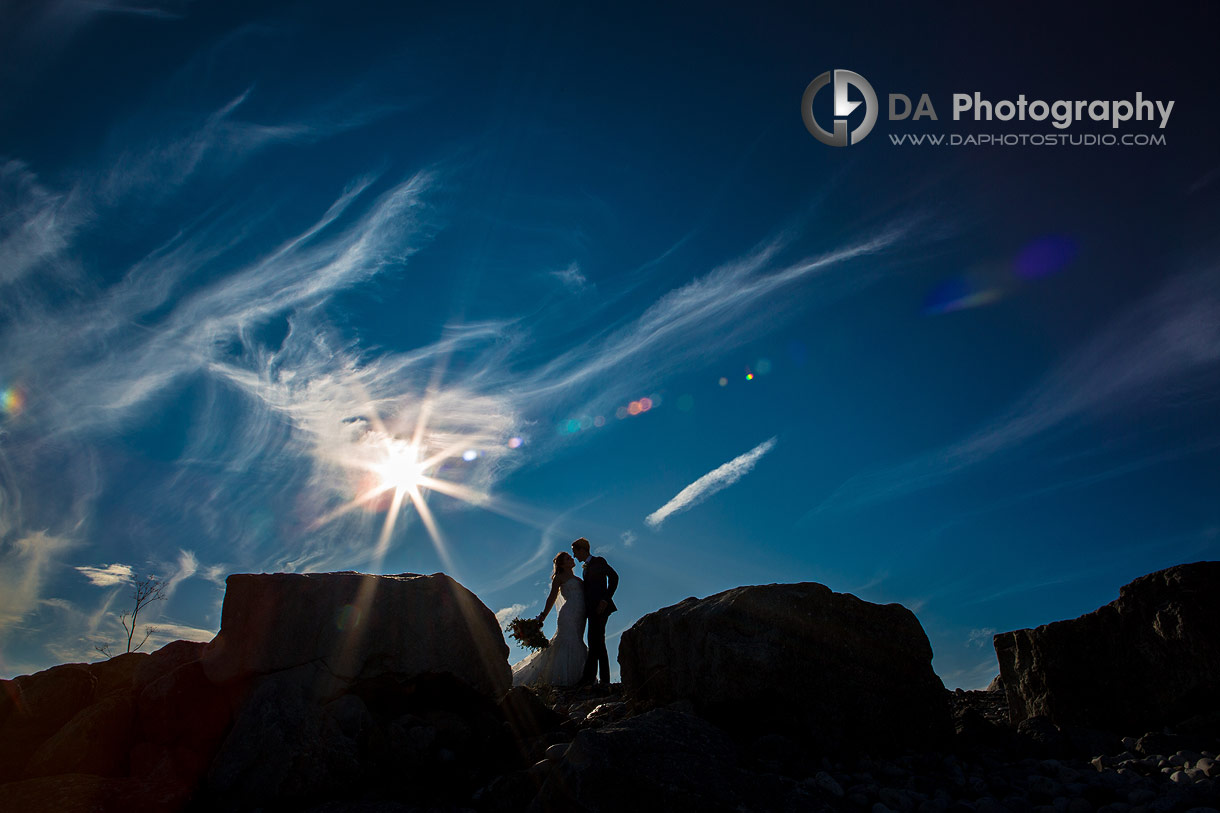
[812,770,845,798]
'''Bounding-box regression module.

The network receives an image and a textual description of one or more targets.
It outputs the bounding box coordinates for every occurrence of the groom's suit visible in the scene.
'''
[580,554,618,686]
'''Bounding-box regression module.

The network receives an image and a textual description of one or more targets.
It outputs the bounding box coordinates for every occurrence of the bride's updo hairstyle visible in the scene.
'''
[552,551,574,579]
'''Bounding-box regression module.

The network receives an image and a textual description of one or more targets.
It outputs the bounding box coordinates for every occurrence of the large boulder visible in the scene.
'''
[994,560,1220,734]
[0,664,98,781]
[25,694,135,778]
[200,572,510,699]
[618,582,952,753]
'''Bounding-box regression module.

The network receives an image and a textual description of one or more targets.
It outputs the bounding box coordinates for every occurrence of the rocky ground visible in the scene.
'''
[490,683,1220,813]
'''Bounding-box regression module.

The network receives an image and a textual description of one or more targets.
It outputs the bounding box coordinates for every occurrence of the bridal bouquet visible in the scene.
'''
[506,617,549,651]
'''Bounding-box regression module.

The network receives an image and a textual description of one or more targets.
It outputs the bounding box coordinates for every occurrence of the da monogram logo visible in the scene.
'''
[801,69,878,147]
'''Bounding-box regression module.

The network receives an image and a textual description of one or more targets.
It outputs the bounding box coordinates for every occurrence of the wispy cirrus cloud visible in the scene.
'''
[550,262,590,293]
[967,627,997,648]
[163,549,199,597]
[0,532,78,629]
[645,437,778,529]
[524,226,908,417]
[1,167,906,579]
[0,70,914,607]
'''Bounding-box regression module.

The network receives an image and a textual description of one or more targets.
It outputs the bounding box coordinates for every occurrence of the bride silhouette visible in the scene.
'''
[511,551,587,687]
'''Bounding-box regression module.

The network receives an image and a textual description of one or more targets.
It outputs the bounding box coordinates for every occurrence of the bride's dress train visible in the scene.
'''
[511,577,587,687]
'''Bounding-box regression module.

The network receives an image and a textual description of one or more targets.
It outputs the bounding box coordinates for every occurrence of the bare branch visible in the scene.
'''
[101,574,169,654]
[135,625,156,653]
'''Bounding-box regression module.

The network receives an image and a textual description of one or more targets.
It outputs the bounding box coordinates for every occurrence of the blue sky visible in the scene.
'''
[1,2,1218,688]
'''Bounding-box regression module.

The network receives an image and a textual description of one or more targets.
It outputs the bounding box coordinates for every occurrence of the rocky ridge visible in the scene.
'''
[0,563,1217,812]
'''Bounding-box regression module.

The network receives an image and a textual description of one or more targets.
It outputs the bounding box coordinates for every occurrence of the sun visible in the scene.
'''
[311,401,513,576]
[372,439,426,493]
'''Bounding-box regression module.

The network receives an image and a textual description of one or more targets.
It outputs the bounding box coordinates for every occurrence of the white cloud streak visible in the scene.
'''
[645,437,778,529]
[494,603,529,625]
[75,563,135,587]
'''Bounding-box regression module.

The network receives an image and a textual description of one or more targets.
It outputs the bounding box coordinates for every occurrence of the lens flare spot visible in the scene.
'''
[1014,235,1078,279]
[508,437,523,448]
[336,603,362,631]
[923,275,1004,315]
[593,415,605,427]
[462,449,479,461]
[1,385,26,416]
[718,377,728,387]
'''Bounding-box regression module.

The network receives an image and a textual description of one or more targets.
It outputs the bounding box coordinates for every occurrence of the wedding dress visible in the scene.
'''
[511,576,588,687]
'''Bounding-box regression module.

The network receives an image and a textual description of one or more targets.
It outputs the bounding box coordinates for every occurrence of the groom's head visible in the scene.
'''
[571,537,590,562]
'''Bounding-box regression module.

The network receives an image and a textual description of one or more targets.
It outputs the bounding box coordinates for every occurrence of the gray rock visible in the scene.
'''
[1128,789,1158,805]
[880,787,915,812]
[201,571,510,699]
[619,582,952,753]
[1026,774,1065,800]
[544,742,569,762]
[583,701,628,729]
[530,709,742,813]
[1067,797,1093,813]
[810,770,845,798]
[1172,750,1205,768]
[994,562,1220,733]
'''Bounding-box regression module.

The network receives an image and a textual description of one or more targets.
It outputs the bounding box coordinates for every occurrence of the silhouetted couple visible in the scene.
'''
[510,537,618,689]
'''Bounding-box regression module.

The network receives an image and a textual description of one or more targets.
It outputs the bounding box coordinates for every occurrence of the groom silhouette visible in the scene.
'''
[572,537,618,689]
